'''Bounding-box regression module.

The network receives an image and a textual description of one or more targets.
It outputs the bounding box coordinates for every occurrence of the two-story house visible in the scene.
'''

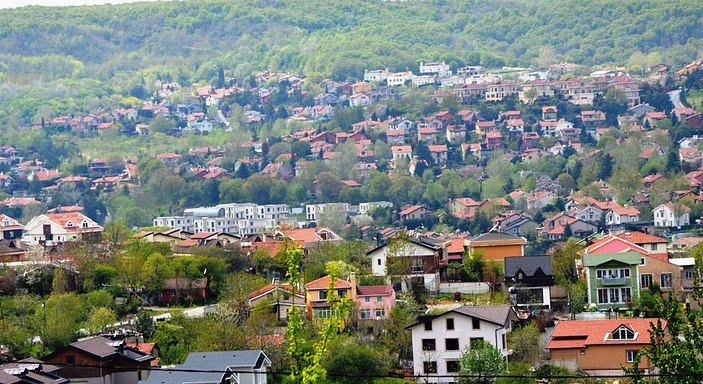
[304,275,356,321]
[407,306,516,383]
[466,232,526,262]
[581,252,641,310]
[367,236,443,294]
[356,285,396,320]
[504,255,554,309]
[22,212,103,245]
[0,214,23,241]
[653,202,691,227]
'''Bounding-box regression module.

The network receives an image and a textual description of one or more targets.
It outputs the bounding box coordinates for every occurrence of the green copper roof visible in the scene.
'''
[582,251,642,267]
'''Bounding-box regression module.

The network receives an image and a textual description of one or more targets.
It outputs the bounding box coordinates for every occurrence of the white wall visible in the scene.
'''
[410,313,510,383]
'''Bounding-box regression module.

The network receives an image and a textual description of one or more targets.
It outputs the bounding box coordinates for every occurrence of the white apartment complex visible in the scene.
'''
[154,203,290,236]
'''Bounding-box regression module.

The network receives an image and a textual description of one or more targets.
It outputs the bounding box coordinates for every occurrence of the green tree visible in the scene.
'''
[457,339,507,384]
[87,307,117,334]
[508,322,542,365]
[38,293,85,353]
[140,253,174,293]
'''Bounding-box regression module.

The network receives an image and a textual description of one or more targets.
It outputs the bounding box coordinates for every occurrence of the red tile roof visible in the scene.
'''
[614,231,667,244]
[547,318,663,350]
[356,285,394,296]
[304,275,351,290]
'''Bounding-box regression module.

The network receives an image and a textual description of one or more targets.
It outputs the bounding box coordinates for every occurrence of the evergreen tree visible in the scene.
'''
[598,153,613,180]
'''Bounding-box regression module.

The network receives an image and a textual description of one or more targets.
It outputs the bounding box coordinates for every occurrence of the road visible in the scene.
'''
[668,89,684,109]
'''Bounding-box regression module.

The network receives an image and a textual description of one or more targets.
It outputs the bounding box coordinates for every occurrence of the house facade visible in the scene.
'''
[367,237,442,294]
[547,319,662,376]
[465,232,526,262]
[582,252,640,310]
[653,203,691,227]
[356,285,396,320]
[23,212,103,245]
[407,306,516,383]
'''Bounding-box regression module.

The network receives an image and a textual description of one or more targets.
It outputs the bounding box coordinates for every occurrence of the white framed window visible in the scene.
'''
[612,325,636,340]
[641,274,653,289]
[626,350,636,363]
[364,296,370,303]
[660,273,673,289]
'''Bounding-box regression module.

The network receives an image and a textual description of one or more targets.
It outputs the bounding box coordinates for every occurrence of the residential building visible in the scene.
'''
[304,274,356,321]
[0,358,68,384]
[547,319,663,375]
[23,212,103,245]
[247,281,305,322]
[614,231,668,256]
[356,285,396,320]
[367,236,443,294]
[653,202,691,227]
[504,256,554,308]
[154,203,291,236]
[43,336,154,384]
[399,205,434,221]
[465,232,526,262]
[605,206,641,226]
[0,214,22,241]
[141,350,270,384]
[408,306,516,383]
[581,252,640,310]
[274,227,343,251]
[428,145,448,165]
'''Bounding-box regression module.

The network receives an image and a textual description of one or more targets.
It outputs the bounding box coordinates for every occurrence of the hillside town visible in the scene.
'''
[2,56,703,383]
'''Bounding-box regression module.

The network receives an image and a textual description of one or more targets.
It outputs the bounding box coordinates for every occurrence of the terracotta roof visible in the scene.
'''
[399,205,426,215]
[614,231,666,244]
[280,227,340,243]
[304,275,351,290]
[246,283,299,299]
[43,212,102,231]
[547,319,664,349]
[454,197,480,207]
[356,285,394,296]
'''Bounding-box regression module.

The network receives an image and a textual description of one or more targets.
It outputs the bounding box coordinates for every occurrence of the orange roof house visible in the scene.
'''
[547,318,665,375]
[304,274,356,321]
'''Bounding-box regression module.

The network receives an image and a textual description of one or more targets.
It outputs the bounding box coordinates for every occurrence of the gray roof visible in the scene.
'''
[452,305,514,326]
[140,350,270,384]
[182,350,270,370]
[469,232,526,243]
[504,256,553,277]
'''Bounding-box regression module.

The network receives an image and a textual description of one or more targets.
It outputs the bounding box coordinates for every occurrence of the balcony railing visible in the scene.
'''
[600,277,629,286]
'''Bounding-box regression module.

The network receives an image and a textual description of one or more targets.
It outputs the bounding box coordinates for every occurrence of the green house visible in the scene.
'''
[583,251,641,311]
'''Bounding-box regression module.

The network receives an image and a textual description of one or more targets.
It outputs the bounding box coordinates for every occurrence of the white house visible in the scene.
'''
[408,306,516,383]
[367,237,442,294]
[653,202,691,227]
[23,212,103,245]
[391,145,413,162]
[387,71,414,87]
[605,206,641,226]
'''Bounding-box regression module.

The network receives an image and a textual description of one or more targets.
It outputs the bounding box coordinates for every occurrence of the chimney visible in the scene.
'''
[349,272,357,302]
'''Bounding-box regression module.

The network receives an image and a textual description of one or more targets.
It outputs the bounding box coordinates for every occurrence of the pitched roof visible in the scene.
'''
[614,231,667,244]
[504,256,553,277]
[304,275,352,290]
[452,305,513,326]
[468,232,527,245]
[356,285,394,296]
[582,251,643,267]
[547,319,664,349]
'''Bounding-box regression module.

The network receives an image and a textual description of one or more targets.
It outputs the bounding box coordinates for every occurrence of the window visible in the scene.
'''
[445,338,460,351]
[375,308,385,319]
[319,291,327,300]
[640,258,646,266]
[626,350,636,363]
[377,295,383,302]
[423,361,437,374]
[364,296,370,303]
[66,355,75,365]
[660,273,673,289]
[446,360,460,373]
[685,269,693,279]
[446,318,454,330]
[360,309,371,319]
[641,274,653,289]
[338,289,347,298]
[424,321,433,331]
[651,243,658,251]
[470,337,483,347]
[472,318,480,330]
[377,258,381,266]
[612,325,636,340]
[422,339,436,351]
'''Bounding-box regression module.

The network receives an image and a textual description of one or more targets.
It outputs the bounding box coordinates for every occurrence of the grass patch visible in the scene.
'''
[686,89,703,112]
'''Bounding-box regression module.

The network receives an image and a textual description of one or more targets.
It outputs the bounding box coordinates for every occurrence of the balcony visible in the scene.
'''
[600,277,629,286]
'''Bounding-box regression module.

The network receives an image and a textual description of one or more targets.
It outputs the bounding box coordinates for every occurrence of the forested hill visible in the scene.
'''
[0,0,702,85]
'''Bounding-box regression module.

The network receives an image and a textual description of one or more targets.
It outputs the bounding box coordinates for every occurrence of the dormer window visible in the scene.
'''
[66,221,74,227]
[81,220,89,228]
[611,325,636,340]
[1,219,8,227]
